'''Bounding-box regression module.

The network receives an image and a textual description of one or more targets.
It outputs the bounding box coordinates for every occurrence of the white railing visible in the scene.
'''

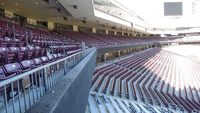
[0,47,95,113]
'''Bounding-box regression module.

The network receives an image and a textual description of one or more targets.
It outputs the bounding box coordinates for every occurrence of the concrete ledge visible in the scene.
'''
[97,43,156,54]
[26,49,97,113]
[97,41,200,54]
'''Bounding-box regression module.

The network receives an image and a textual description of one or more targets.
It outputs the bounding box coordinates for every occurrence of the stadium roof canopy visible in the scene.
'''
[58,0,200,34]
[1,0,200,34]
[94,0,200,33]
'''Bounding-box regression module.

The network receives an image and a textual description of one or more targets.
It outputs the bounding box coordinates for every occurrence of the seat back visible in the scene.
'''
[0,47,8,65]
[0,47,8,53]
[57,53,62,58]
[9,47,19,52]
[28,46,35,50]
[20,60,35,71]
[0,40,9,47]
[7,47,18,63]
[4,63,21,76]
[0,67,6,80]
[33,58,42,66]
[53,54,58,59]
[47,54,54,61]
[27,46,35,59]
[41,56,49,64]
[20,47,28,51]
[34,46,41,57]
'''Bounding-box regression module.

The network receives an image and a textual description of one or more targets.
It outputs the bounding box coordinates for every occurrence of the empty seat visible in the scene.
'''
[4,63,21,77]
[35,46,41,57]
[0,40,9,47]
[0,47,8,65]
[57,53,63,58]
[10,41,18,47]
[27,46,35,59]
[33,58,43,67]
[0,67,13,100]
[18,41,25,47]
[41,56,49,64]
[47,54,54,62]
[7,47,18,63]
[20,60,35,72]
[0,67,7,81]
[52,54,58,59]
[18,47,27,61]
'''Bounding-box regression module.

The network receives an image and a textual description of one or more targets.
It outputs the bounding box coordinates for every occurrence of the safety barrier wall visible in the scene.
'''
[0,47,96,113]
[25,48,97,113]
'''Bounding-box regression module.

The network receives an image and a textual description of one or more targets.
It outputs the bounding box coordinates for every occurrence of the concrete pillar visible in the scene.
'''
[106,30,109,34]
[101,54,107,62]
[73,25,78,32]
[118,51,121,57]
[27,18,37,26]
[4,10,14,18]
[122,32,124,36]
[114,31,117,35]
[104,53,107,61]
[48,22,54,30]
[92,28,96,33]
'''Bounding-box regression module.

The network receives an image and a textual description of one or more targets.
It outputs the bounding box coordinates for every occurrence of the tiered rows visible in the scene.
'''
[87,93,174,113]
[65,31,169,47]
[0,19,81,81]
[66,32,200,47]
[91,48,200,112]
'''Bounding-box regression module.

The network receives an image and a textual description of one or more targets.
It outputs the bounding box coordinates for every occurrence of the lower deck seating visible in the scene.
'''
[87,93,175,113]
[0,53,64,80]
[91,47,200,112]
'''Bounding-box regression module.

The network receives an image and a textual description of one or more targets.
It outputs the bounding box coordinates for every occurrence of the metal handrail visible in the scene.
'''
[0,47,95,113]
[0,48,94,87]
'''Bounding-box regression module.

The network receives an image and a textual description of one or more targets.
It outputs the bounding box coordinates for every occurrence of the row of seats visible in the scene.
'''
[65,31,168,47]
[65,31,200,47]
[0,20,82,105]
[0,53,63,81]
[0,39,26,47]
[87,93,174,113]
[0,46,46,65]
[91,48,200,112]
[0,19,80,49]
[0,53,65,103]
[1,19,200,50]
[0,19,82,65]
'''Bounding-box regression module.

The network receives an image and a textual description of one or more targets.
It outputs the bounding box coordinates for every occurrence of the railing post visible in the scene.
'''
[73,55,76,66]
[44,68,48,92]
[64,60,67,75]
[0,48,94,113]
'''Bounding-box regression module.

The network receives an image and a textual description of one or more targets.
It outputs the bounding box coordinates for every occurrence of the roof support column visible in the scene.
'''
[106,30,109,34]
[48,22,54,30]
[114,31,117,35]
[92,28,96,33]
[73,25,78,32]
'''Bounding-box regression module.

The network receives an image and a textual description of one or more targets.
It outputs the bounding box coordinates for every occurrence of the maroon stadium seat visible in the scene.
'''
[20,60,35,72]
[33,58,43,67]
[4,63,21,77]
[7,47,18,63]
[41,56,49,64]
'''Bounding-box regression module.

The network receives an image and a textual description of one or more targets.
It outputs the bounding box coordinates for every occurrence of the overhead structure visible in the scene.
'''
[58,0,200,34]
